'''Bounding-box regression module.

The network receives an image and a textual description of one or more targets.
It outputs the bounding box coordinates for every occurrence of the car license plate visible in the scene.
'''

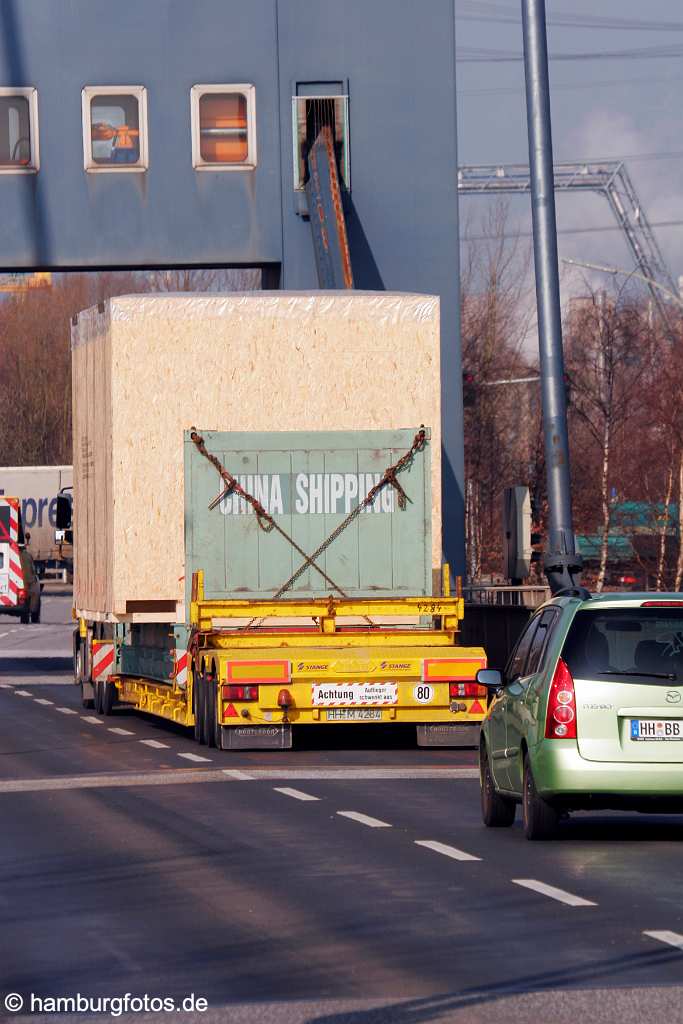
[326,708,383,722]
[631,719,683,741]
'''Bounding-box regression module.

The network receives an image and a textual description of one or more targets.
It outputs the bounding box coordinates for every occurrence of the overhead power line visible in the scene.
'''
[460,74,683,97]
[455,1,683,33]
[456,43,683,63]
[462,218,683,241]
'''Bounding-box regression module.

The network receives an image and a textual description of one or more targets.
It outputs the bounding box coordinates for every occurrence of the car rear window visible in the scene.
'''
[562,608,683,682]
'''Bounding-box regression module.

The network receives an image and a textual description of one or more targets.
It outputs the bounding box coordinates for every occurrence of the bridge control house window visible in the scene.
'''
[0,88,39,173]
[190,85,256,170]
[82,86,148,172]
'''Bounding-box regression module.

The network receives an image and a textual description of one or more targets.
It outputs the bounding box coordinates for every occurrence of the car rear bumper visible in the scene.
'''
[534,741,683,798]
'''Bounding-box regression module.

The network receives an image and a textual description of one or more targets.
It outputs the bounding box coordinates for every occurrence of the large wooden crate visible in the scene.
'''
[71,292,441,620]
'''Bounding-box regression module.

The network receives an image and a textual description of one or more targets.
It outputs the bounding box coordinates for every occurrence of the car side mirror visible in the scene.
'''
[56,495,72,530]
[476,668,503,692]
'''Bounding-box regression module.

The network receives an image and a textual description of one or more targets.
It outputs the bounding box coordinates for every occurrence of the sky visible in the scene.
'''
[455,0,683,303]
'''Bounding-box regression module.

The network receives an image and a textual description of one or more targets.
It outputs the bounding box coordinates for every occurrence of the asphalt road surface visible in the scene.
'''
[1,593,682,1024]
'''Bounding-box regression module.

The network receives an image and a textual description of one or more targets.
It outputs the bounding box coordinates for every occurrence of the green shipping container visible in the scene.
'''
[184,428,432,603]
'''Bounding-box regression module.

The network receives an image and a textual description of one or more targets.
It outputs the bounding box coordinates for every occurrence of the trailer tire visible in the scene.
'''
[205,671,219,749]
[95,680,103,715]
[194,673,206,745]
[101,680,116,716]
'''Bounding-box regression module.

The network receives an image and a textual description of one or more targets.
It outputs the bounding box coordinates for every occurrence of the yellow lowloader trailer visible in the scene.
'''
[71,425,487,750]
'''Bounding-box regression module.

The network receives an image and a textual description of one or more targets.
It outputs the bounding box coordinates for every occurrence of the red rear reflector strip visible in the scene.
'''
[641,602,683,607]
[226,660,290,684]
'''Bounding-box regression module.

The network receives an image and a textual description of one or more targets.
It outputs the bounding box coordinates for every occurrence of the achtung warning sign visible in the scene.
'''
[312,683,398,706]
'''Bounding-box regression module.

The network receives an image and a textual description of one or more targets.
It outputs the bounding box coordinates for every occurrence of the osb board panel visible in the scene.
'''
[72,309,113,612]
[72,292,441,615]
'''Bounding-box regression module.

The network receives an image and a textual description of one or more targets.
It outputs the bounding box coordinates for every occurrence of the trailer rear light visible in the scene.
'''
[449,682,487,698]
[545,658,577,740]
[277,688,293,708]
[222,684,258,701]
[17,588,27,603]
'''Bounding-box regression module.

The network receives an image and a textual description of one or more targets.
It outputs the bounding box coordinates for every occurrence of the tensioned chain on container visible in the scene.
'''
[190,428,427,630]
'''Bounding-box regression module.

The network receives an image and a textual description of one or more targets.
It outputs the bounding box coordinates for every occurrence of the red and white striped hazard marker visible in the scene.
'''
[92,641,115,682]
[0,498,23,608]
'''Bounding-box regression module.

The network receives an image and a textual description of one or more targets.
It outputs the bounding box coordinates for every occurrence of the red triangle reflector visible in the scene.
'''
[224,703,239,719]
[469,699,484,715]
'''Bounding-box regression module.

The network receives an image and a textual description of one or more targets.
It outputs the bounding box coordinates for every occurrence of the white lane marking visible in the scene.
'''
[56,707,78,715]
[0,632,9,638]
[337,810,392,829]
[15,690,32,696]
[140,739,169,749]
[644,930,683,951]
[108,727,135,736]
[212,767,478,780]
[512,879,597,907]
[81,716,104,725]
[178,752,212,763]
[274,787,320,802]
[34,698,54,706]
[415,839,481,862]
[222,769,255,781]
[0,683,10,688]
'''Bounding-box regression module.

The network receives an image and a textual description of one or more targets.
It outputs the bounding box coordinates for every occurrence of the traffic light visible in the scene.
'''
[463,371,476,407]
[530,527,543,565]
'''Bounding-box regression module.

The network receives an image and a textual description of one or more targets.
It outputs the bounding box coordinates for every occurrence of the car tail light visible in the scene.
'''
[17,588,27,603]
[545,658,577,739]
[222,684,258,701]
[641,601,683,607]
[449,682,487,698]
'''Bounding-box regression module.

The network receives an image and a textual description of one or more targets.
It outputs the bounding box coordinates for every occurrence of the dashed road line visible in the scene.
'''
[337,810,392,829]
[140,739,170,749]
[512,878,597,907]
[81,716,104,725]
[194,767,477,780]
[0,682,12,688]
[108,727,135,736]
[56,707,78,715]
[0,632,9,638]
[274,787,320,802]
[34,698,54,706]
[15,690,32,697]
[178,752,212,763]
[415,839,481,862]
[222,769,255,781]
[644,930,683,951]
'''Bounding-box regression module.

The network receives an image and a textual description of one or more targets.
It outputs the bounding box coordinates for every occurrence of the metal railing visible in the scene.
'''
[464,584,550,609]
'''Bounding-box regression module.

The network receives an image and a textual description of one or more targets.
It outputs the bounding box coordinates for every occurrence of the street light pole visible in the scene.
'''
[522,0,582,593]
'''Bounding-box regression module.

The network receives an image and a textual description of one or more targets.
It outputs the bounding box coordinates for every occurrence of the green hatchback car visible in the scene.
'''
[477,590,683,839]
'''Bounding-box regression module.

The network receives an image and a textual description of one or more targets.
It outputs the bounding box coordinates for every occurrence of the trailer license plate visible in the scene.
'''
[326,709,382,721]
[631,719,683,741]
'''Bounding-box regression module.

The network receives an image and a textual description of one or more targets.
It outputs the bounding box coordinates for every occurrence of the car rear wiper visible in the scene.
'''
[599,669,677,681]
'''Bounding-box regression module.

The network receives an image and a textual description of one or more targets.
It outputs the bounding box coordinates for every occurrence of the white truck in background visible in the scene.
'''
[0,466,73,580]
